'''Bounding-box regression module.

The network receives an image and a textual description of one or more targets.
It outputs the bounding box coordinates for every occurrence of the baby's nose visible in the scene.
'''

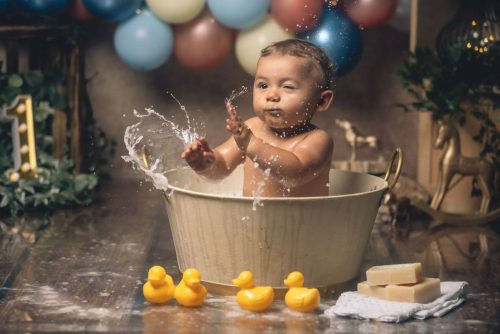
[266,90,280,102]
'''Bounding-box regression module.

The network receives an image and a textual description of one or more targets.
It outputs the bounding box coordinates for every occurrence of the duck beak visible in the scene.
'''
[283,278,290,286]
[149,275,163,288]
[232,278,240,286]
[187,278,200,287]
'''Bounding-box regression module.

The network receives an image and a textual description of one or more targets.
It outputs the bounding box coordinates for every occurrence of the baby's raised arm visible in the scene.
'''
[226,104,333,186]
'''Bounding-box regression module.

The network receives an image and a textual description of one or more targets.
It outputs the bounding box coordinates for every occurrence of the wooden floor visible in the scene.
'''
[0,179,499,333]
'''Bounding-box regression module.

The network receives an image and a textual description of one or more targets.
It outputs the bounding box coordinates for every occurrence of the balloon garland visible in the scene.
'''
[3,0,410,76]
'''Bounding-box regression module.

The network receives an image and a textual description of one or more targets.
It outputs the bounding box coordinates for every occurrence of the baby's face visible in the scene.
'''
[253,53,324,131]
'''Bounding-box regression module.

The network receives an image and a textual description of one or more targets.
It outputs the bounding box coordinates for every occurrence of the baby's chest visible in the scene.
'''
[257,133,305,151]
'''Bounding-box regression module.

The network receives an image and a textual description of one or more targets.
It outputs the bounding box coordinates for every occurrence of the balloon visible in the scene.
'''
[388,0,411,32]
[208,0,269,29]
[344,0,397,28]
[298,9,363,77]
[270,0,323,33]
[83,0,141,22]
[146,0,205,24]
[114,10,174,71]
[67,0,93,21]
[0,0,14,10]
[17,0,70,14]
[174,9,234,71]
[235,15,293,75]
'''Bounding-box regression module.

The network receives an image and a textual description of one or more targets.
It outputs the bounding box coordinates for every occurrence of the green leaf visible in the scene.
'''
[0,195,8,207]
[74,174,97,193]
[7,74,23,88]
[25,70,44,87]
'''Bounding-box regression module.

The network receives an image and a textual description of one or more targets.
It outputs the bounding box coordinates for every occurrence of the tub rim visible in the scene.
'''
[163,168,389,202]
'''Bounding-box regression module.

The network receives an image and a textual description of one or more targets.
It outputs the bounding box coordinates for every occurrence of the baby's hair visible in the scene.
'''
[260,39,335,91]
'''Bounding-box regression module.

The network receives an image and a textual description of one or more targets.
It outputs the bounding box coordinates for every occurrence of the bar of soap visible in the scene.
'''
[357,278,441,304]
[386,278,441,304]
[366,263,422,285]
[357,281,386,299]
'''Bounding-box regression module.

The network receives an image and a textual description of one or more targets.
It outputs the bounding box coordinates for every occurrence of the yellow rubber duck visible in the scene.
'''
[284,271,320,312]
[174,268,207,307]
[232,271,274,312]
[143,265,175,304]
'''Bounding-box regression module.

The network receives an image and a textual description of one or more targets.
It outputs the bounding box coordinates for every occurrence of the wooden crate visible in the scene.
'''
[0,25,86,173]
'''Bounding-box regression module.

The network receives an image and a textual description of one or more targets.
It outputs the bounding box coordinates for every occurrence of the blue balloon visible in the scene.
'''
[114,10,173,71]
[17,0,70,14]
[299,9,363,77]
[208,0,269,29]
[83,0,141,22]
[0,0,14,11]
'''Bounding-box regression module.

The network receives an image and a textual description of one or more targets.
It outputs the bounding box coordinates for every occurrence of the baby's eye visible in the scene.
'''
[256,82,268,89]
[284,85,295,89]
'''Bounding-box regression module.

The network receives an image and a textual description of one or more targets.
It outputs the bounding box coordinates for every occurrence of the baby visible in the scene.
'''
[181,39,335,197]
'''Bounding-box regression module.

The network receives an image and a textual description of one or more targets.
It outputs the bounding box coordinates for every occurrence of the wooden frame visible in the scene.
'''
[0,25,85,173]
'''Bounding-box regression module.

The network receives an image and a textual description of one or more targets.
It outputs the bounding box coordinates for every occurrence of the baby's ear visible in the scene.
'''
[316,90,334,113]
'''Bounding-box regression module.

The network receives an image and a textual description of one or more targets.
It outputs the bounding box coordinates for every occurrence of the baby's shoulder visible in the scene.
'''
[303,127,333,143]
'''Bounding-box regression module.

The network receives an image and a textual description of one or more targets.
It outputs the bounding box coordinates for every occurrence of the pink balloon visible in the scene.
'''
[174,9,234,71]
[67,0,93,21]
[344,0,397,28]
[270,0,323,32]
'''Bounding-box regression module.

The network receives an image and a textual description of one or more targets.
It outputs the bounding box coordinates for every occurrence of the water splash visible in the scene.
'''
[122,94,204,191]
[225,85,249,106]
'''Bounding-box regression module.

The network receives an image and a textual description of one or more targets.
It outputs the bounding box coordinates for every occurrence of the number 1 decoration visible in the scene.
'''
[0,95,37,181]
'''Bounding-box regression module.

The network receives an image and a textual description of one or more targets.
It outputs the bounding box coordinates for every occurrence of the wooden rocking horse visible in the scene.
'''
[423,118,497,266]
[430,119,494,214]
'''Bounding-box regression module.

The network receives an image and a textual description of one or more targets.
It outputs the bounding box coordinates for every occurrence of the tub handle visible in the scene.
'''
[383,148,403,193]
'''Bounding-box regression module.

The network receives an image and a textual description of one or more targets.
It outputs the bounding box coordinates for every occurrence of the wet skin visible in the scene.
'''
[182,53,334,197]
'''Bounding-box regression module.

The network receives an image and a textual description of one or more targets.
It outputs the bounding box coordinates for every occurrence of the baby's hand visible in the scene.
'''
[226,103,252,151]
[181,137,215,172]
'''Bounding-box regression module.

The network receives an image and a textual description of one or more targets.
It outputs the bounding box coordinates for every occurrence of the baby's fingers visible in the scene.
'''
[199,137,211,152]
[226,103,238,119]
[182,141,201,159]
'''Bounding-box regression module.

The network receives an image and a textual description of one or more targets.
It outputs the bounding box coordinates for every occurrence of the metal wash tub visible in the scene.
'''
[160,149,402,295]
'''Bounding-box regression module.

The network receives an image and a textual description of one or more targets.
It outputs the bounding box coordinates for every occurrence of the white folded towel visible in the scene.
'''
[324,281,467,323]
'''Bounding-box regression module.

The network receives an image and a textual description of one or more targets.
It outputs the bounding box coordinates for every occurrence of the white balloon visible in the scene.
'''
[235,15,293,75]
[146,0,206,24]
[388,0,411,32]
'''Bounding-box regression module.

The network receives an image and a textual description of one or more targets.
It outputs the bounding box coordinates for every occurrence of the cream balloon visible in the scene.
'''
[235,15,293,75]
[146,0,206,24]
